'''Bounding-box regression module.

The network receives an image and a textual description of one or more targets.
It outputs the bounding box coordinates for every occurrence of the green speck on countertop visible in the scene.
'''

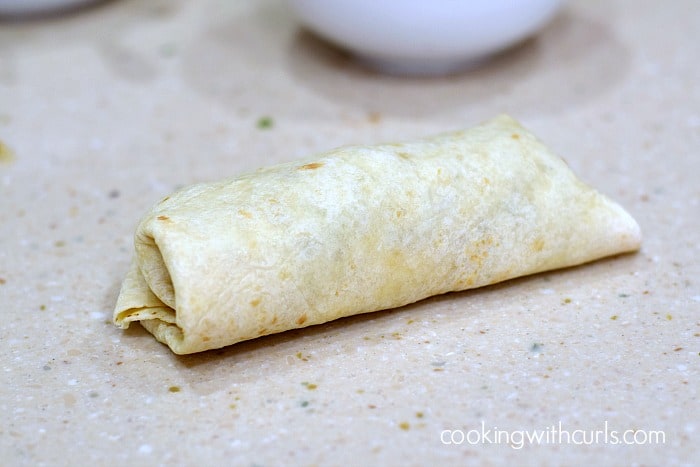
[531,343,544,353]
[0,139,14,164]
[256,116,274,129]
[610,315,618,320]
[300,400,309,407]
[159,43,177,57]
[168,386,181,393]
[301,382,317,390]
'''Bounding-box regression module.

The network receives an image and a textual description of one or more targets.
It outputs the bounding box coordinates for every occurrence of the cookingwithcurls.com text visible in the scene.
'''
[441,421,665,450]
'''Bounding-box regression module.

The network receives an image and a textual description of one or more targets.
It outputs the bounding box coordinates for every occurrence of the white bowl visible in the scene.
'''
[287,0,566,75]
[0,0,99,15]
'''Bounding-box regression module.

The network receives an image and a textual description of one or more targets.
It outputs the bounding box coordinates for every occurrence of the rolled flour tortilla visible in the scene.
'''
[114,115,641,354]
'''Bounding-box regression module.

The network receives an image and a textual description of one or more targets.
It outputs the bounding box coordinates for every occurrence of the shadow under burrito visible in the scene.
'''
[162,251,641,398]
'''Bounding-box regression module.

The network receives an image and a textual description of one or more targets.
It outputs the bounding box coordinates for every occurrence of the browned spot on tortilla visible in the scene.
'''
[156,215,170,221]
[397,152,411,160]
[250,298,261,307]
[299,162,323,170]
[466,236,494,271]
[202,336,210,342]
[532,238,545,252]
[396,210,403,218]
[279,269,291,280]
[257,328,268,336]
[238,209,253,218]
[483,177,490,185]
[511,133,520,139]
[461,276,476,287]
[297,314,307,325]
[270,315,278,324]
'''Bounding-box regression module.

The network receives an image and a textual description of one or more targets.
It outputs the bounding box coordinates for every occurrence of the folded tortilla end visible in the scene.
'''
[139,319,188,355]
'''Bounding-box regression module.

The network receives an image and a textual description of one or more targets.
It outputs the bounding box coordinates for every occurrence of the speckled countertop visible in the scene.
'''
[1,0,698,465]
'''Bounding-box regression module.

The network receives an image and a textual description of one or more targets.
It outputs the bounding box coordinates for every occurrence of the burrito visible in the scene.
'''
[114,115,641,354]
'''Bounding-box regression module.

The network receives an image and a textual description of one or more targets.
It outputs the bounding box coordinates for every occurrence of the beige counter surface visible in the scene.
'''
[1,0,698,465]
